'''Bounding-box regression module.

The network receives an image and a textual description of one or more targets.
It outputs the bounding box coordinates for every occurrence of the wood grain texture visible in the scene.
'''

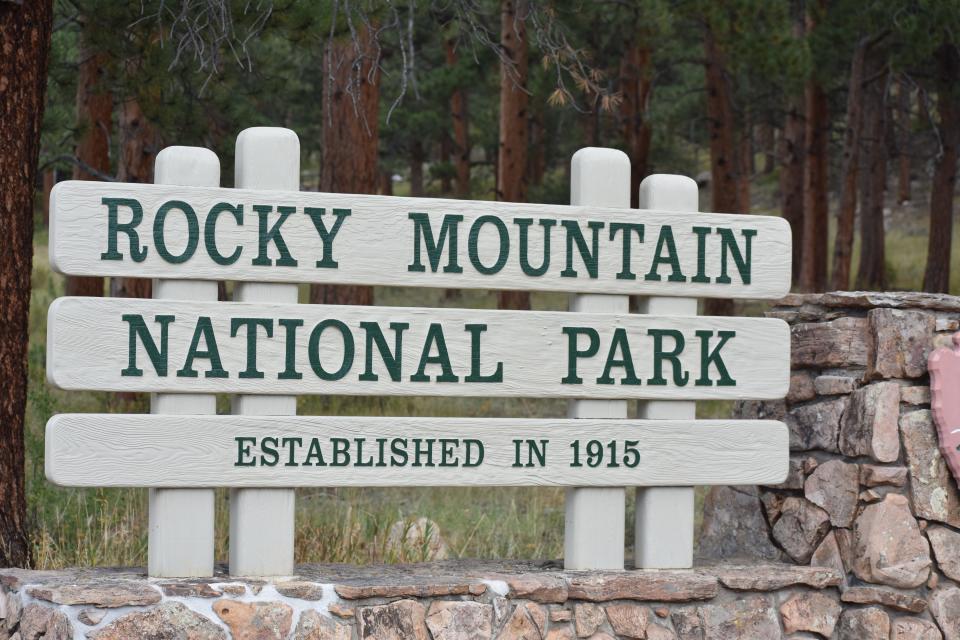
[229,126,300,577]
[564,147,630,570]
[46,297,790,399]
[634,173,700,570]
[45,414,789,487]
[148,144,220,579]
[49,179,791,299]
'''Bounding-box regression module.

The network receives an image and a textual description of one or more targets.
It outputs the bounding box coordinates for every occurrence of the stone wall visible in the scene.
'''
[3,291,959,640]
[0,561,856,639]
[700,290,960,639]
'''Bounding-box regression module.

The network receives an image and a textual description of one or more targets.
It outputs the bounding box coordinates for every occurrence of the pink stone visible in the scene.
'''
[929,331,960,486]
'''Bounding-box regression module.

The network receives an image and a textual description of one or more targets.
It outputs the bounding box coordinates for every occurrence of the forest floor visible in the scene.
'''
[23,178,960,568]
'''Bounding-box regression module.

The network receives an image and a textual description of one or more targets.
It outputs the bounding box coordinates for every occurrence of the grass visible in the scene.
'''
[23,177,958,569]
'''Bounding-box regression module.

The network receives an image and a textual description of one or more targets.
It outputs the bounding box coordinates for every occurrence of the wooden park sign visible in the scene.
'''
[50,180,791,298]
[48,298,788,399]
[47,414,787,487]
[44,129,792,578]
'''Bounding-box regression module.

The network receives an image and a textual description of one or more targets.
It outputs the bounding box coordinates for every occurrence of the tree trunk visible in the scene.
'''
[703,27,742,316]
[0,0,53,568]
[581,107,599,148]
[69,26,111,297]
[923,44,959,293]
[831,38,868,291]
[439,133,453,194]
[410,139,425,197]
[528,108,546,187]
[42,169,55,228]
[780,96,805,285]
[799,80,829,291]
[111,94,160,299]
[620,41,653,208]
[897,78,912,204]
[446,39,471,198]
[855,47,889,291]
[496,0,530,310]
[704,31,743,215]
[311,25,380,307]
[758,122,775,174]
[380,170,393,195]
[737,118,752,212]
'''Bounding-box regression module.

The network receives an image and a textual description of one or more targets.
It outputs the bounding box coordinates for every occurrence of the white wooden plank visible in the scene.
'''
[634,174,700,570]
[48,179,792,299]
[45,297,791,400]
[229,127,298,577]
[565,148,629,570]
[148,145,220,579]
[44,414,790,487]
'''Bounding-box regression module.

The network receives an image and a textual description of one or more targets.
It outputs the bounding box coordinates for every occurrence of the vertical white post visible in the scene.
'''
[564,148,631,570]
[229,127,300,576]
[148,146,220,577]
[634,174,699,569]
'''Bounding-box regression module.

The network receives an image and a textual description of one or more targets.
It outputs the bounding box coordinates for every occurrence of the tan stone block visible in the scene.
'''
[711,564,841,590]
[792,317,870,368]
[804,459,859,526]
[27,582,161,608]
[604,603,650,639]
[787,371,816,403]
[544,626,575,640]
[18,603,72,640]
[565,571,717,602]
[293,610,352,640]
[860,464,908,487]
[901,410,960,527]
[840,585,927,613]
[496,604,540,640]
[867,308,936,379]
[213,600,293,640]
[358,600,429,640]
[814,374,858,395]
[698,597,779,639]
[771,497,831,563]
[505,574,567,603]
[810,531,847,584]
[928,524,960,581]
[573,603,605,637]
[930,585,960,640]
[549,609,571,623]
[779,591,841,637]
[275,580,324,601]
[891,617,943,640]
[788,397,847,452]
[852,493,931,589]
[840,381,900,462]
[90,602,225,640]
[426,601,492,640]
[837,607,889,640]
[901,385,931,405]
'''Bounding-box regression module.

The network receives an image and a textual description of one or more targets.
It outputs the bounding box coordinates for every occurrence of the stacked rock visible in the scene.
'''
[703,290,960,638]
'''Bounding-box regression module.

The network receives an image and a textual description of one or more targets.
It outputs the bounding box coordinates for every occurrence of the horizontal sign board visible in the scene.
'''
[46,414,789,487]
[49,180,791,299]
[47,297,790,399]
